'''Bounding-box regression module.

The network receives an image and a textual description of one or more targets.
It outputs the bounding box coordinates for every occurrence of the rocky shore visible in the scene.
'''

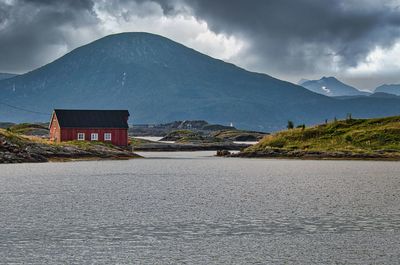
[0,130,140,164]
[226,148,400,160]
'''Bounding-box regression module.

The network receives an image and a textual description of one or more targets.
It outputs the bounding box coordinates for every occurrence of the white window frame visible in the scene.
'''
[104,133,112,141]
[77,133,85,141]
[91,133,98,141]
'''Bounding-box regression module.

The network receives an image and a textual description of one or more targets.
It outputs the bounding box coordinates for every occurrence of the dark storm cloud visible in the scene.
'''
[21,0,94,9]
[1,0,400,87]
[177,0,400,76]
[0,0,98,73]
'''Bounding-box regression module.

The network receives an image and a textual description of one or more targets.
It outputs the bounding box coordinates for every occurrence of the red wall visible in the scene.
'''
[49,115,61,143]
[60,128,128,146]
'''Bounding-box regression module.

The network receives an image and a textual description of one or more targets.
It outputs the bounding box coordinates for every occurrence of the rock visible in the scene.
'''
[216,150,231,156]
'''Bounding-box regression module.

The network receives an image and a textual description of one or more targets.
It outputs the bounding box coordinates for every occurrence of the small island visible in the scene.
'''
[130,120,268,151]
[230,116,400,160]
[131,129,260,151]
[0,124,139,163]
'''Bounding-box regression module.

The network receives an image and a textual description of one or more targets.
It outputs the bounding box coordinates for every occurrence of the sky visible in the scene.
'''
[1,0,400,90]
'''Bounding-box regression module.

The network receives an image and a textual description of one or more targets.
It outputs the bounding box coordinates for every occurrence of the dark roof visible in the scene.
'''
[53,109,130,128]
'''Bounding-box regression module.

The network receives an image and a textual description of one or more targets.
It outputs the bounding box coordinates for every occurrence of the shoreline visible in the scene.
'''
[47,155,142,163]
[227,149,400,161]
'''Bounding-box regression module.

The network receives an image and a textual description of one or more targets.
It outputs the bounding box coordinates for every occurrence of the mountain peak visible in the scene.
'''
[300,76,369,97]
[321,76,338,82]
[0,32,322,130]
[1,32,399,130]
[375,83,400,96]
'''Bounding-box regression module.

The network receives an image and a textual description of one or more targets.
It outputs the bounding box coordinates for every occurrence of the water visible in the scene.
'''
[134,136,259,145]
[1,152,400,264]
[134,136,175,143]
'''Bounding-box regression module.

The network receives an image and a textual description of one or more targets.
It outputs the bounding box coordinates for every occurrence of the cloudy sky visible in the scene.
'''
[1,0,400,90]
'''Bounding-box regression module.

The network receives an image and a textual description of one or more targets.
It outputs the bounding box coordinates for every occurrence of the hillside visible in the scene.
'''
[1,33,400,131]
[236,116,400,160]
[299,77,369,97]
[375,84,400,96]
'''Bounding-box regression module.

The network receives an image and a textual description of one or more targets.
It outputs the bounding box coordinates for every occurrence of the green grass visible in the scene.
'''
[163,130,205,142]
[0,128,27,146]
[8,123,48,134]
[63,140,116,149]
[212,130,266,141]
[245,116,400,154]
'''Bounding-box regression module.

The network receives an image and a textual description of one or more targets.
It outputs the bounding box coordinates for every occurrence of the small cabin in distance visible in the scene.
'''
[49,109,130,146]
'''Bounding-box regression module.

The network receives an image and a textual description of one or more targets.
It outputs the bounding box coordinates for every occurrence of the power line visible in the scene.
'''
[0,101,51,116]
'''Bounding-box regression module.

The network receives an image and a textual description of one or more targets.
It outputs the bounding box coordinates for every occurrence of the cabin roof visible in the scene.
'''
[53,109,130,128]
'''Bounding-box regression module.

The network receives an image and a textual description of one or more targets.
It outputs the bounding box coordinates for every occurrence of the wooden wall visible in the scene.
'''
[60,128,128,146]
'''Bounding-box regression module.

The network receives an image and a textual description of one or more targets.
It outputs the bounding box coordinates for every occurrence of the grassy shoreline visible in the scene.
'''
[233,116,400,160]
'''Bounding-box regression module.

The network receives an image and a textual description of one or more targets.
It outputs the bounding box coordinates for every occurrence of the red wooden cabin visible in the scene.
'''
[49,109,130,146]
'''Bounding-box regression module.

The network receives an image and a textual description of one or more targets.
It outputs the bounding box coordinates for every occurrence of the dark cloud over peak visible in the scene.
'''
[0,0,400,88]
[179,0,400,76]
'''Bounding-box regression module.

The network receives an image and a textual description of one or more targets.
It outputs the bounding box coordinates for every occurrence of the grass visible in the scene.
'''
[245,116,400,154]
[163,130,209,142]
[0,128,27,146]
[7,123,48,135]
[212,130,266,141]
[63,140,116,149]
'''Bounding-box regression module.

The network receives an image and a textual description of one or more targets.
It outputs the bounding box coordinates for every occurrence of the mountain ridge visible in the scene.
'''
[375,84,400,96]
[299,76,370,97]
[1,32,400,131]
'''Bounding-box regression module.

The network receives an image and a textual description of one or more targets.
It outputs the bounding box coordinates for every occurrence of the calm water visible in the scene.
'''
[1,152,400,264]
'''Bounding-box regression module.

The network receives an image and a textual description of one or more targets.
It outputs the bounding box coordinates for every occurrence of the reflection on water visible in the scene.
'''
[0,153,400,264]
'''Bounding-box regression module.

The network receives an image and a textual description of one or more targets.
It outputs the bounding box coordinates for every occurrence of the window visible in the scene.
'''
[104,133,112,141]
[91,133,98,141]
[77,133,85,141]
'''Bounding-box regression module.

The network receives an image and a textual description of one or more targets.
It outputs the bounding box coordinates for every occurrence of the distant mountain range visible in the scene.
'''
[375,84,400,96]
[1,32,400,131]
[300,77,400,98]
[299,77,370,97]
[0,73,18,81]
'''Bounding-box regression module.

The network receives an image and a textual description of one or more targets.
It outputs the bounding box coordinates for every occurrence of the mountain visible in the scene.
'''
[369,92,399,99]
[300,76,370,97]
[334,92,399,100]
[375,84,400,96]
[1,32,400,131]
[0,73,18,81]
